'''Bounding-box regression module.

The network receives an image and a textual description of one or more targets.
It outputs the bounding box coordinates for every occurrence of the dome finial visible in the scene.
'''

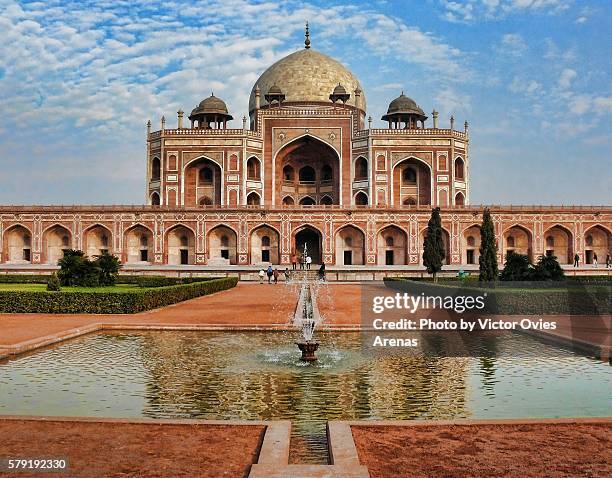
[304,21,311,49]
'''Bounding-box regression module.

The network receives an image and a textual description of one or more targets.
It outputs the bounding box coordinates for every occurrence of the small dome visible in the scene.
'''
[385,93,425,116]
[381,92,427,123]
[189,94,232,119]
[267,84,283,95]
[332,84,347,95]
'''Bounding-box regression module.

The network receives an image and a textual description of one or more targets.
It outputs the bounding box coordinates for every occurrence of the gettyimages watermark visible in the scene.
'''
[359,279,611,358]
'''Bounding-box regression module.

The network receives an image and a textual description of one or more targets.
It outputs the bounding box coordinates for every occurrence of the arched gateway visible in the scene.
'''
[294,226,322,264]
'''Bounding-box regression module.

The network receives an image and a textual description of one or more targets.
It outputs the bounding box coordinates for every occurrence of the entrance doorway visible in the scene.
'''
[295,227,321,264]
[385,250,394,265]
[467,250,475,264]
[180,249,189,265]
[344,250,352,265]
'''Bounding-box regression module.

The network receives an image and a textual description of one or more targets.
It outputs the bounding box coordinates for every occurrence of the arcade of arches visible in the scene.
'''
[1,216,609,267]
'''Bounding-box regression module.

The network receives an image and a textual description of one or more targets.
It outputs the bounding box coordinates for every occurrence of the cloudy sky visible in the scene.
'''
[0,0,610,205]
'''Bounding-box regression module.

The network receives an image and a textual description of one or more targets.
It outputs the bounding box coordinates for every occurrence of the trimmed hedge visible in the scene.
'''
[0,274,219,287]
[383,277,611,315]
[0,277,238,314]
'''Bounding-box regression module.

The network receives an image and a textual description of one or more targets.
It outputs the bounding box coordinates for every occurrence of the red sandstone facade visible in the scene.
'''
[1,37,610,269]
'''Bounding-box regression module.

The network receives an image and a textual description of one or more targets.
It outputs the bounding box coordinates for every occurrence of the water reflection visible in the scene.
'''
[0,331,610,463]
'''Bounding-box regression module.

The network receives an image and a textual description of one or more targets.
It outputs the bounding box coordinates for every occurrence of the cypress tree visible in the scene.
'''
[422,207,445,282]
[478,207,499,281]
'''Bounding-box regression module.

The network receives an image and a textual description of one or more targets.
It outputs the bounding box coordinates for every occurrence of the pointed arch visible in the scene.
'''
[246,191,262,205]
[335,224,365,265]
[207,224,238,265]
[2,224,32,263]
[123,223,153,263]
[355,156,368,180]
[503,224,533,261]
[543,224,573,264]
[42,224,72,264]
[377,225,407,265]
[250,224,280,264]
[583,224,611,265]
[83,224,113,258]
[455,191,465,206]
[354,191,369,206]
[247,156,261,180]
[165,224,196,265]
[392,156,432,206]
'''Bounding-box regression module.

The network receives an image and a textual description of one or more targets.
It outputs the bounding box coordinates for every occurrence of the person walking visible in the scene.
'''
[266,265,273,284]
[273,268,279,284]
[306,255,312,270]
[318,263,326,281]
[606,254,611,268]
[573,253,579,267]
[258,269,265,284]
[593,252,598,267]
[291,254,297,270]
[284,267,291,282]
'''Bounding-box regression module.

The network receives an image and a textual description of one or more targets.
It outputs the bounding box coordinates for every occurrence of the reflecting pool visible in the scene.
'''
[0,331,610,463]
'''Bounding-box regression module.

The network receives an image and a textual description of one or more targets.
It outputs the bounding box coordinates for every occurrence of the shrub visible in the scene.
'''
[57,250,100,286]
[94,251,122,286]
[383,277,610,315]
[46,273,61,292]
[533,253,565,281]
[0,277,238,314]
[500,251,532,281]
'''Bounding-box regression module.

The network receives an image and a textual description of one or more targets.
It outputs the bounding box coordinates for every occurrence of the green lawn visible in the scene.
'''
[0,283,141,292]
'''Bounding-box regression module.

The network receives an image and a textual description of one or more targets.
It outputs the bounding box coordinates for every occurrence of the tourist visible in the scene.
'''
[299,253,305,270]
[273,268,279,284]
[318,263,326,281]
[266,265,273,283]
[606,254,611,268]
[285,267,291,282]
[291,254,297,270]
[306,255,312,270]
[573,253,579,267]
[593,252,598,267]
[258,269,265,284]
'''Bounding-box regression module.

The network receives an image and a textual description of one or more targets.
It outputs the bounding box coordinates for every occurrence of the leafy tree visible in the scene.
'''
[500,251,532,281]
[57,250,89,286]
[478,208,499,282]
[46,273,61,291]
[422,207,445,282]
[94,251,122,286]
[533,252,565,281]
[57,249,122,287]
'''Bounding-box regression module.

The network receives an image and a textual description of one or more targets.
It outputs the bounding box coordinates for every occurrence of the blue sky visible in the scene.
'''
[0,0,610,205]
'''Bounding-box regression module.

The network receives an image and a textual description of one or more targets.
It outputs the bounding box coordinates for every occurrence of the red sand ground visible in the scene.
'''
[352,422,612,478]
[0,419,265,478]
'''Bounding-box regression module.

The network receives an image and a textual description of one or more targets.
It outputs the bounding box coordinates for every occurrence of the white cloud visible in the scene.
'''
[557,68,577,89]
[497,33,528,57]
[440,0,572,22]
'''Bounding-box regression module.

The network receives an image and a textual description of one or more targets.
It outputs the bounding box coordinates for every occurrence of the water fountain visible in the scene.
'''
[294,243,320,361]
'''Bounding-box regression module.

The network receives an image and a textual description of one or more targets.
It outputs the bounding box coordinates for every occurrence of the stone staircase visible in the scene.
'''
[286,269,320,282]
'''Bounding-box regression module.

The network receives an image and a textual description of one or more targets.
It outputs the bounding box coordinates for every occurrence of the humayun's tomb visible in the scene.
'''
[1,27,610,277]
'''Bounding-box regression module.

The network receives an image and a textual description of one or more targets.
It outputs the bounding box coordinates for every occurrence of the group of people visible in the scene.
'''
[573,253,611,268]
[290,253,312,270]
[258,261,327,284]
[259,265,285,284]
